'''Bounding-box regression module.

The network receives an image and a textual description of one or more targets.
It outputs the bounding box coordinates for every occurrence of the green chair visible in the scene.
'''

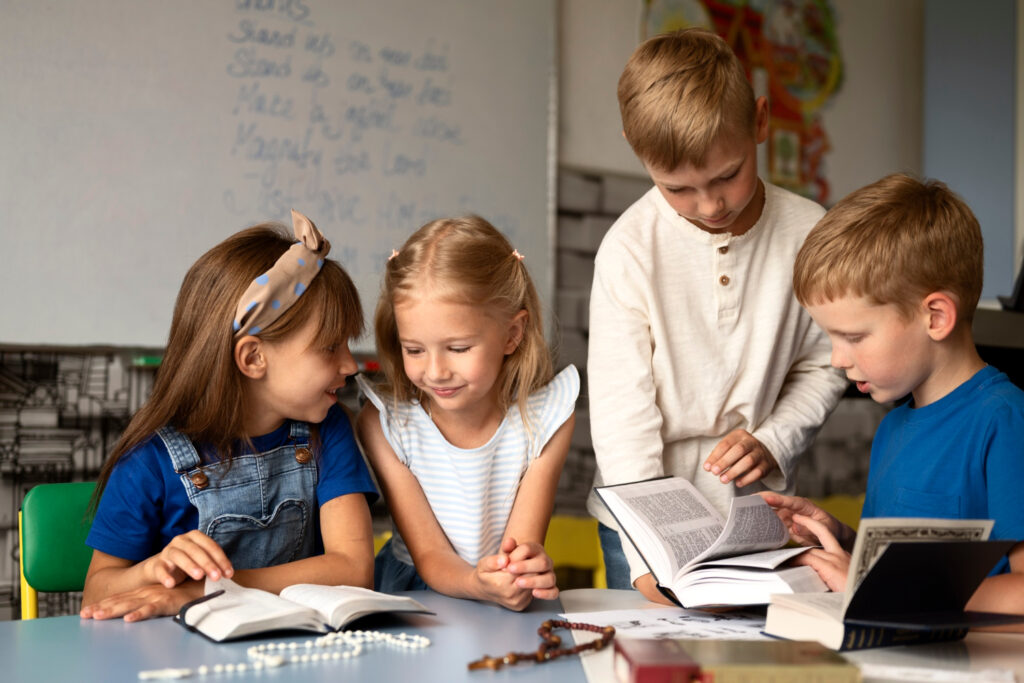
[18,481,97,620]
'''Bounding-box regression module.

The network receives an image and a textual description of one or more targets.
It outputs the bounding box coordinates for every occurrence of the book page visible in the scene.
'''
[844,517,994,610]
[771,590,846,620]
[598,478,725,580]
[559,606,770,641]
[693,546,810,570]
[680,495,789,572]
[280,584,431,629]
[184,578,322,640]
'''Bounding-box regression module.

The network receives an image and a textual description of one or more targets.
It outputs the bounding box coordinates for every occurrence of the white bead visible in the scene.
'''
[197,665,208,676]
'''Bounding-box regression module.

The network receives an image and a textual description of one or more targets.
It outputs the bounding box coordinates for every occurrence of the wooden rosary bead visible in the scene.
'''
[466,619,615,672]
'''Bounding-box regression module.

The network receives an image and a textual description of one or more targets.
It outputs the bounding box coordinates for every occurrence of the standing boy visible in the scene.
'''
[587,28,845,603]
[761,173,1024,618]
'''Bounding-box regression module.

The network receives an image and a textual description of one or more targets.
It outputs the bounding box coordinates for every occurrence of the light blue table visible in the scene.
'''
[4,591,591,683]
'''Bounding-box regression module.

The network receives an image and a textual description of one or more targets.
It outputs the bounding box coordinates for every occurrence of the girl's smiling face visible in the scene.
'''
[394,295,524,423]
[247,315,358,435]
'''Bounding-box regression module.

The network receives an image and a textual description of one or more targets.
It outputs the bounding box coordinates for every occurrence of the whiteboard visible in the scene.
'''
[0,0,556,351]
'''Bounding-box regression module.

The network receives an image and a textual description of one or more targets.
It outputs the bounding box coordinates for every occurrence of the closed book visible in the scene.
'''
[613,638,700,683]
[613,638,859,683]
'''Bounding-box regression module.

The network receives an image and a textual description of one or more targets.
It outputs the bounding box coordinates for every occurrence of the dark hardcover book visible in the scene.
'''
[766,538,1024,651]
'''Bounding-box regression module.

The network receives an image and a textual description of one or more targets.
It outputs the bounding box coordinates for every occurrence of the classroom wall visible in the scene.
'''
[0,0,1012,616]
[923,0,1020,301]
[558,0,925,203]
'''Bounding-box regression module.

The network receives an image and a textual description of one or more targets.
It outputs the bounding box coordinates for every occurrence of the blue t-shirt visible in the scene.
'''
[87,404,378,562]
[862,365,1024,573]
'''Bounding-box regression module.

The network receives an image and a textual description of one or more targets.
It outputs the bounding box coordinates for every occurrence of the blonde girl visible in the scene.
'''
[357,216,577,611]
[81,211,377,622]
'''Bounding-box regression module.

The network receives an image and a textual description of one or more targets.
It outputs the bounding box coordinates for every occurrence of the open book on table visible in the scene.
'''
[595,476,827,608]
[176,578,432,642]
[765,517,1024,650]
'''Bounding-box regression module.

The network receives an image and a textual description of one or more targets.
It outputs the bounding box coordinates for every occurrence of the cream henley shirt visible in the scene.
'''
[586,181,847,582]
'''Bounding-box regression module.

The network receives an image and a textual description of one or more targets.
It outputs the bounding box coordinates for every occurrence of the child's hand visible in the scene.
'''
[80,581,203,622]
[143,530,234,589]
[756,491,854,549]
[505,540,559,601]
[471,537,538,611]
[704,429,778,486]
[790,514,850,592]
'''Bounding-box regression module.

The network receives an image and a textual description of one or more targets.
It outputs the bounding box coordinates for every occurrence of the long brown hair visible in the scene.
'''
[92,223,363,506]
[373,216,553,419]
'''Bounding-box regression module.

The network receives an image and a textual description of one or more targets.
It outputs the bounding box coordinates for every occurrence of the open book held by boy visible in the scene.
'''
[596,476,827,608]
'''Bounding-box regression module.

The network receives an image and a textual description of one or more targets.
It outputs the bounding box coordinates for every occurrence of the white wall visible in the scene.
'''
[557,0,646,177]
[923,0,1017,301]
[558,0,925,204]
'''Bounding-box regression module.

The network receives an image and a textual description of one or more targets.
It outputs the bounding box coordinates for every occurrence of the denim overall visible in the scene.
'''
[157,422,319,570]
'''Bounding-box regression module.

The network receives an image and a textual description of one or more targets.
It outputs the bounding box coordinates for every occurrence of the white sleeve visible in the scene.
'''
[355,374,410,466]
[527,365,580,461]
[751,314,846,491]
[587,245,666,488]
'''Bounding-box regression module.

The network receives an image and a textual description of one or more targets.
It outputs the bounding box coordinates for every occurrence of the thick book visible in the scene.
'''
[175,578,432,642]
[613,637,858,683]
[765,517,1024,651]
[595,476,828,608]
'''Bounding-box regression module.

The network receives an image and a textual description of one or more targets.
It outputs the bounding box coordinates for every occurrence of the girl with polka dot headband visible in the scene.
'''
[80,211,378,622]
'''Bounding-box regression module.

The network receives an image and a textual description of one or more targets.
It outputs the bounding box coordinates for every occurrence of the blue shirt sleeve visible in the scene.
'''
[316,404,379,506]
[982,396,1024,543]
[85,437,197,562]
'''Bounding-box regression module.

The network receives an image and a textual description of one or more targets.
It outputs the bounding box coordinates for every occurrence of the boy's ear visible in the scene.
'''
[504,310,529,355]
[754,96,769,145]
[235,336,268,378]
[922,291,959,341]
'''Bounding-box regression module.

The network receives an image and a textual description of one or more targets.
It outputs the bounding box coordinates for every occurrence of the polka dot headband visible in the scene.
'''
[232,209,330,338]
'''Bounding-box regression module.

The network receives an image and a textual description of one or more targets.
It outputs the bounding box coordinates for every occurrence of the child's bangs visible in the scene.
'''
[295,260,365,347]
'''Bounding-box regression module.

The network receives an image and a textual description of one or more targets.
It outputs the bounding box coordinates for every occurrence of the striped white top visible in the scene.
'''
[358,365,579,566]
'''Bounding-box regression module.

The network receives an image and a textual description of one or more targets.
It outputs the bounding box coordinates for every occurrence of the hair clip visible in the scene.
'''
[512,249,525,262]
[388,249,400,262]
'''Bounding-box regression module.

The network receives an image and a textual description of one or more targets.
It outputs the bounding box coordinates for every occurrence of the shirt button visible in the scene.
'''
[295,447,313,464]
[190,471,209,489]
[719,275,730,286]
[718,245,729,254]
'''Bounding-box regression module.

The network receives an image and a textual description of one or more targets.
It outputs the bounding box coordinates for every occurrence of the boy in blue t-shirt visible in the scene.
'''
[760,173,1024,620]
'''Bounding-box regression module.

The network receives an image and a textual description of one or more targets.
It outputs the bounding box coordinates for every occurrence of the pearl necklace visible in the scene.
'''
[137,629,431,680]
